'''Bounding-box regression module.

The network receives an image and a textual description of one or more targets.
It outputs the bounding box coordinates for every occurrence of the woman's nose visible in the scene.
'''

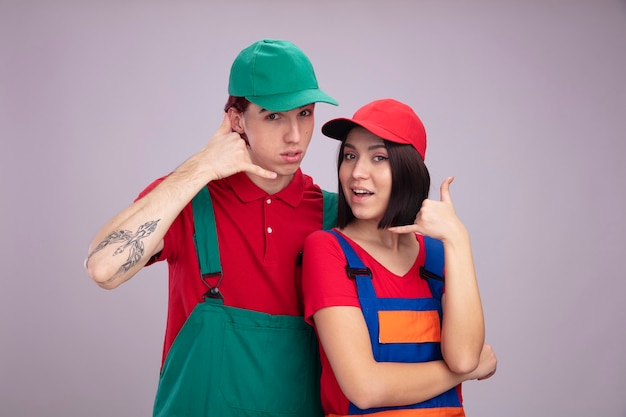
[351,158,370,179]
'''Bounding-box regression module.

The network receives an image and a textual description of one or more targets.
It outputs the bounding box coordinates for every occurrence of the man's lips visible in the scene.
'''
[281,150,303,163]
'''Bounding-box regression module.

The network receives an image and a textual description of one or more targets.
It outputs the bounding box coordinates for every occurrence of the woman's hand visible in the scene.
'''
[389,176,467,243]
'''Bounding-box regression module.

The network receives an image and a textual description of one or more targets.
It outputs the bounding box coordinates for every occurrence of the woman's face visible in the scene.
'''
[339,127,392,223]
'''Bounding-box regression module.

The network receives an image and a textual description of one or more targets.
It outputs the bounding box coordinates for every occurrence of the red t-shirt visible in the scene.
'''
[302,229,435,415]
[138,170,326,364]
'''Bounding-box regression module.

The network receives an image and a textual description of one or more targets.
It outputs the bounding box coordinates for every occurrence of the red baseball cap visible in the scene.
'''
[322,98,427,159]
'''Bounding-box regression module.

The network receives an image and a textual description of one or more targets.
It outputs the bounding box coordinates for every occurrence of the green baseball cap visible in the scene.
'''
[228,39,338,112]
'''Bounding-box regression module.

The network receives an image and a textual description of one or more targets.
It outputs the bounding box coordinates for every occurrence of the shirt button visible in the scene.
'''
[266,198,272,204]
[267,227,273,234]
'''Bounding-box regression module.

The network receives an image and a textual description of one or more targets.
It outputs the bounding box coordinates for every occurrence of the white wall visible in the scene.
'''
[2,1,625,416]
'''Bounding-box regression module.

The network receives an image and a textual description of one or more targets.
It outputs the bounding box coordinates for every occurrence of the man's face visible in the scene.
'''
[231,102,316,179]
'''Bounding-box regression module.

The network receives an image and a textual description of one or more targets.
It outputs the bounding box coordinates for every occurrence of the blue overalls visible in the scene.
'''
[328,230,465,417]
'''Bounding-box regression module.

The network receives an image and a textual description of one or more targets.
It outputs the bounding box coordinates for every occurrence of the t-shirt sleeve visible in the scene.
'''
[302,230,360,325]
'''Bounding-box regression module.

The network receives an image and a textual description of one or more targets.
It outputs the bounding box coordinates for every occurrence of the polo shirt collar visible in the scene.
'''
[227,169,305,208]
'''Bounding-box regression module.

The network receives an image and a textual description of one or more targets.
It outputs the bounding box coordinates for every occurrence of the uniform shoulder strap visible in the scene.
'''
[325,230,376,305]
[322,190,338,230]
[326,230,371,279]
[419,236,445,301]
[191,186,221,276]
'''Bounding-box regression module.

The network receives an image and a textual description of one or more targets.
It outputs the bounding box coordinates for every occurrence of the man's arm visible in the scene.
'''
[84,114,276,289]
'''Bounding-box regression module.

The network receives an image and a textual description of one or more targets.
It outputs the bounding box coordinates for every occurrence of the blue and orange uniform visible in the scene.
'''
[303,229,465,417]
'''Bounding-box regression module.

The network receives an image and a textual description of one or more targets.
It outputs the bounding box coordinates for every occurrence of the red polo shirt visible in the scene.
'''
[138,169,326,364]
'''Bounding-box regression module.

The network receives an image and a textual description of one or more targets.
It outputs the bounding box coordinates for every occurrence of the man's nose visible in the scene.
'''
[285,119,302,143]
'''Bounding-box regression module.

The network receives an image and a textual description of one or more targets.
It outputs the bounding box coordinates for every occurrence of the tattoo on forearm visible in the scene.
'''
[86,220,161,277]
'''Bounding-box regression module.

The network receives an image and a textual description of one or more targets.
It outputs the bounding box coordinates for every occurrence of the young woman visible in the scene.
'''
[302,99,497,416]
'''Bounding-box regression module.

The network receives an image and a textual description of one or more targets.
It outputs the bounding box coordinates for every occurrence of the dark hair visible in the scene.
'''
[224,96,250,113]
[337,140,430,229]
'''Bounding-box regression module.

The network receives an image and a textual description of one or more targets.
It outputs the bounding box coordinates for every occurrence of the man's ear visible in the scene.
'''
[228,108,245,134]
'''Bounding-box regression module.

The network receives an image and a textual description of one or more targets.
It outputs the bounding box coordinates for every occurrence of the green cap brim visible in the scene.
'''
[246,88,338,112]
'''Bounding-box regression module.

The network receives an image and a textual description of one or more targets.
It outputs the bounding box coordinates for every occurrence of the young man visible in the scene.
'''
[85,39,338,417]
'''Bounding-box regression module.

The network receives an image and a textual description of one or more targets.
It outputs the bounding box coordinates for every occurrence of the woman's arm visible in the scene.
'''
[390,177,485,373]
[439,223,484,374]
[313,306,495,410]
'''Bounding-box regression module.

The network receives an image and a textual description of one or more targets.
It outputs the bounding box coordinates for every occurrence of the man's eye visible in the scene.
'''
[268,114,279,120]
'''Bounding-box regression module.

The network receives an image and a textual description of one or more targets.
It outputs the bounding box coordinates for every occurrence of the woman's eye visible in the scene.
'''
[267,113,279,120]
[343,153,356,160]
[300,109,312,116]
[373,155,388,162]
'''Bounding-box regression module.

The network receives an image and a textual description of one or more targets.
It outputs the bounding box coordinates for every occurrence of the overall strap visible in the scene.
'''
[191,185,221,275]
[191,186,223,299]
[419,236,445,301]
[326,230,376,300]
[322,190,338,230]
[328,230,446,301]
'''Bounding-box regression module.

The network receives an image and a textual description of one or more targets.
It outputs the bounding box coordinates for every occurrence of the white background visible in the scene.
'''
[2,1,625,416]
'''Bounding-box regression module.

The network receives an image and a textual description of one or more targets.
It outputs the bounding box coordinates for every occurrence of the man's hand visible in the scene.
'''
[198,114,277,182]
